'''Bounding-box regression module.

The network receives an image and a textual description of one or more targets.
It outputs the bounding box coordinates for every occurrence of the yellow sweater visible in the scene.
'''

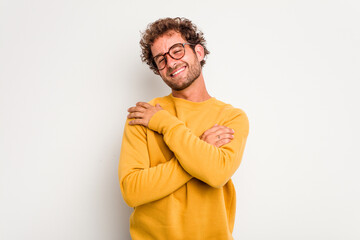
[119,94,249,240]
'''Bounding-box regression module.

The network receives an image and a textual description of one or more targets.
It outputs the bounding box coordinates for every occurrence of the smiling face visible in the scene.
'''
[150,31,204,91]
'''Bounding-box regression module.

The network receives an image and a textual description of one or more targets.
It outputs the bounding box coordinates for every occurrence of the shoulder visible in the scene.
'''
[214,98,249,133]
[213,98,248,118]
[148,94,173,108]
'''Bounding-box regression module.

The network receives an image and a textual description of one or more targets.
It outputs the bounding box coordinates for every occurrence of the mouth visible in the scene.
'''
[170,66,186,77]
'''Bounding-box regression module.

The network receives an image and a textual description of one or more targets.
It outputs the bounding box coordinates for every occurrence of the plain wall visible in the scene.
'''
[1,0,359,239]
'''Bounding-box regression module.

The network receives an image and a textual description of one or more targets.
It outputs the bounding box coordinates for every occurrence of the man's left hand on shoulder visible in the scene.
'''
[127,102,163,127]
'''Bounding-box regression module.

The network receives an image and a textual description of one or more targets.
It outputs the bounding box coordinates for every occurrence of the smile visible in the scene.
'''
[170,66,186,77]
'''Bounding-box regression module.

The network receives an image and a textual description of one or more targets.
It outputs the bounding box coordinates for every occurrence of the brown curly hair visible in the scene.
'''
[140,17,210,75]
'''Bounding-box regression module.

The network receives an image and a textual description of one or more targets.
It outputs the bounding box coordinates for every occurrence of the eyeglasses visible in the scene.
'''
[153,43,194,70]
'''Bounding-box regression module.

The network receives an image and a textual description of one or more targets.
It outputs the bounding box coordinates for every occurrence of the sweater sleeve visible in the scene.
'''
[118,119,193,208]
[148,108,249,188]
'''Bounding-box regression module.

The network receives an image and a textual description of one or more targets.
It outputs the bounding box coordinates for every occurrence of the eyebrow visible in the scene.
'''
[153,52,163,59]
[152,43,184,59]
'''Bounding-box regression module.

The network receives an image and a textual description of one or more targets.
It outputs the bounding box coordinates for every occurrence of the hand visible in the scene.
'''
[200,124,235,148]
[127,102,163,127]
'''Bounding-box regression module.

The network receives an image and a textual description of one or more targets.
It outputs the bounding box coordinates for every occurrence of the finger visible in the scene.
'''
[136,102,152,109]
[201,125,234,139]
[128,119,146,126]
[209,125,234,134]
[128,106,146,113]
[218,134,234,140]
[202,125,224,135]
[218,126,235,133]
[127,112,144,119]
[215,138,231,148]
[203,128,233,140]
[202,130,224,140]
[212,127,235,136]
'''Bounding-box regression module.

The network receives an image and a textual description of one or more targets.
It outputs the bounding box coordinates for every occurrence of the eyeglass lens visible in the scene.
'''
[155,43,186,70]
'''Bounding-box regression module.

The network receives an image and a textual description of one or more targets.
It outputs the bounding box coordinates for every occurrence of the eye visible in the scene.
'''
[156,57,164,65]
[155,57,166,69]
[171,47,184,57]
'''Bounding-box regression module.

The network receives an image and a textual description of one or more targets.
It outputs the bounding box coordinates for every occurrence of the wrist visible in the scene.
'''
[148,109,167,132]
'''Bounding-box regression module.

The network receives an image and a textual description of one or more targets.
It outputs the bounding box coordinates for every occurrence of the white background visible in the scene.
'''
[1,0,359,239]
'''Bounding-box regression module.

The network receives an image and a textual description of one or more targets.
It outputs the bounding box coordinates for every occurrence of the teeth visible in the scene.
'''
[171,67,185,76]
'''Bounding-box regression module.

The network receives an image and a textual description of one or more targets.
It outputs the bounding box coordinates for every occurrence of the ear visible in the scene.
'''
[194,44,205,62]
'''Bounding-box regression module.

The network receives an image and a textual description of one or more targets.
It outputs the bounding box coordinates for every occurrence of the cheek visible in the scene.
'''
[159,70,168,78]
[194,52,202,62]
[185,52,199,63]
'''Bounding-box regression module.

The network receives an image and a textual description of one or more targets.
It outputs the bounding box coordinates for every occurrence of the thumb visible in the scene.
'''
[155,103,162,109]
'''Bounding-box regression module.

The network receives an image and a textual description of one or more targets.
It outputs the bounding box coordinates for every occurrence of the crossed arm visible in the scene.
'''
[119,122,192,207]
[119,102,248,207]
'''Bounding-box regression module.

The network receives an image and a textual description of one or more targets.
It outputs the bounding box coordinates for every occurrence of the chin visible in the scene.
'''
[169,79,195,91]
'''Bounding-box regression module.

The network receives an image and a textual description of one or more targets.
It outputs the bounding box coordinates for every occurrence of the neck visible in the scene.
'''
[171,73,211,102]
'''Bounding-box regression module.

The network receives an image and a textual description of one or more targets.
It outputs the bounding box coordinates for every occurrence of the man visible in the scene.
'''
[119,17,249,240]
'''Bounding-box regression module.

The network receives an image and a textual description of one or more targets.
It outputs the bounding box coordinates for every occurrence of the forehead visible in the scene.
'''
[151,31,186,57]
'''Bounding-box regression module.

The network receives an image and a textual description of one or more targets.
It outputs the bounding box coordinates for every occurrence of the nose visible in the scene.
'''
[164,53,178,69]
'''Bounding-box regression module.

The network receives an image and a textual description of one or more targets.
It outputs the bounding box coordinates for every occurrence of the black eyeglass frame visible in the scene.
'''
[153,42,196,70]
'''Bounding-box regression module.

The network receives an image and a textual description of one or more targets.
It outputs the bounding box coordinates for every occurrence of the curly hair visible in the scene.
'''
[140,17,210,75]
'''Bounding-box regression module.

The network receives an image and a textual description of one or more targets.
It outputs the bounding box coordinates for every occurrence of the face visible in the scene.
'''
[151,31,203,91]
